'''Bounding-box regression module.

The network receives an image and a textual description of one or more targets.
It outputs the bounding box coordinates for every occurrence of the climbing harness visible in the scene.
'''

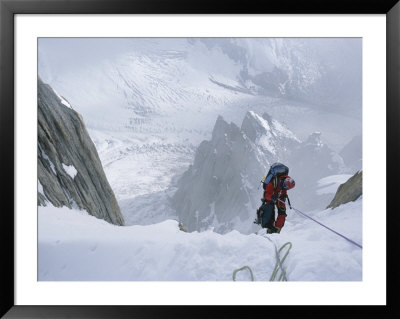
[278,197,363,249]
[232,238,292,282]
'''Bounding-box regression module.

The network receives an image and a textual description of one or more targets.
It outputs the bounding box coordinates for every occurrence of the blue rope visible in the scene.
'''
[278,199,363,249]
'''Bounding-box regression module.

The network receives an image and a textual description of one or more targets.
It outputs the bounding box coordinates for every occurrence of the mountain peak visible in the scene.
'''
[212,115,241,141]
[241,110,300,157]
[261,112,273,123]
[241,111,272,142]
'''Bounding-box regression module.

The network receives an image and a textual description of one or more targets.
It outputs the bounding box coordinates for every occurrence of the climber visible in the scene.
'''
[256,163,295,234]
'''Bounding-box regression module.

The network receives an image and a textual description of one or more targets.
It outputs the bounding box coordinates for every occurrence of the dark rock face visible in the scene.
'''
[172,111,350,233]
[38,78,124,226]
[172,116,265,234]
[172,112,300,234]
[327,170,362,209]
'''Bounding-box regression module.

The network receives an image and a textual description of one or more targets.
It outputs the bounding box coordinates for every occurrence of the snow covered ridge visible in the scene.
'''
[38,198,362,281]
[241,111,300,156]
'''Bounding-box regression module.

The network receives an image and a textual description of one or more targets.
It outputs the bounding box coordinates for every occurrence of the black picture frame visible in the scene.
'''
[1,0,399,318]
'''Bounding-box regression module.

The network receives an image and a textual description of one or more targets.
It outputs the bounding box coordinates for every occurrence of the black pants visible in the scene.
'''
[260,202,285,229]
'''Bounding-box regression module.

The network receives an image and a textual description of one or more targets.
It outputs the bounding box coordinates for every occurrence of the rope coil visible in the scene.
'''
[233,196,361,281]
[232,266,255,281]
[232,239,292,282]
[266,238,292,281]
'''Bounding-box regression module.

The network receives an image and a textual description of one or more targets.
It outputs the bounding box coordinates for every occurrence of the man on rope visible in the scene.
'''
[256,163,295,234]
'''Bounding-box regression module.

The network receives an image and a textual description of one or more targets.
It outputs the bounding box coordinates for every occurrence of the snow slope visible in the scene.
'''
[38,197,362,281]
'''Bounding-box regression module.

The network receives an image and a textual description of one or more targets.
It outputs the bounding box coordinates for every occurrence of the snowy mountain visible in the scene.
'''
[37,37,363,283]
[38,38,363,157]
[39,38,249,133]
[172,115,265,234]
[193,38,362,115]
[38,38,362,135]
[241,111,300,160]
[38,39,362,220]
[172,111,304,234]
[172,111,349,234]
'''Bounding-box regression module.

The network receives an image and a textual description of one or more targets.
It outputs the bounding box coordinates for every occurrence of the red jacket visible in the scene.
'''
[264,175,288,209]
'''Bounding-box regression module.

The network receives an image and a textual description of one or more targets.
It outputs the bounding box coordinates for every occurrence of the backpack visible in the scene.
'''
[262,163,289,190]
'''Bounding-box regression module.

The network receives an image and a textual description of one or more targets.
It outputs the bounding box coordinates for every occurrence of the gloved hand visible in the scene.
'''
[271,195,278,203]
[277,200,286,211]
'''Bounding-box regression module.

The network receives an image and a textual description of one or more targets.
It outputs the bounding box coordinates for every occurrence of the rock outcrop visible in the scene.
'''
[172,110,351,233]
[327,170,362,209]
[172,115,265,234]
[241,111,300,163]
[38,78,124,226]
[172,111,300,234]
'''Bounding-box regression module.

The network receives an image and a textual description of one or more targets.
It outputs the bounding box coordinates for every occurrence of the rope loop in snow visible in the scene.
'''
[232,266,255,281]
[232,240,292,282]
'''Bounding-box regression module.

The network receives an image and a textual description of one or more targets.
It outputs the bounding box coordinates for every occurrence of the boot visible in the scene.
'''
[267,226,281,234]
